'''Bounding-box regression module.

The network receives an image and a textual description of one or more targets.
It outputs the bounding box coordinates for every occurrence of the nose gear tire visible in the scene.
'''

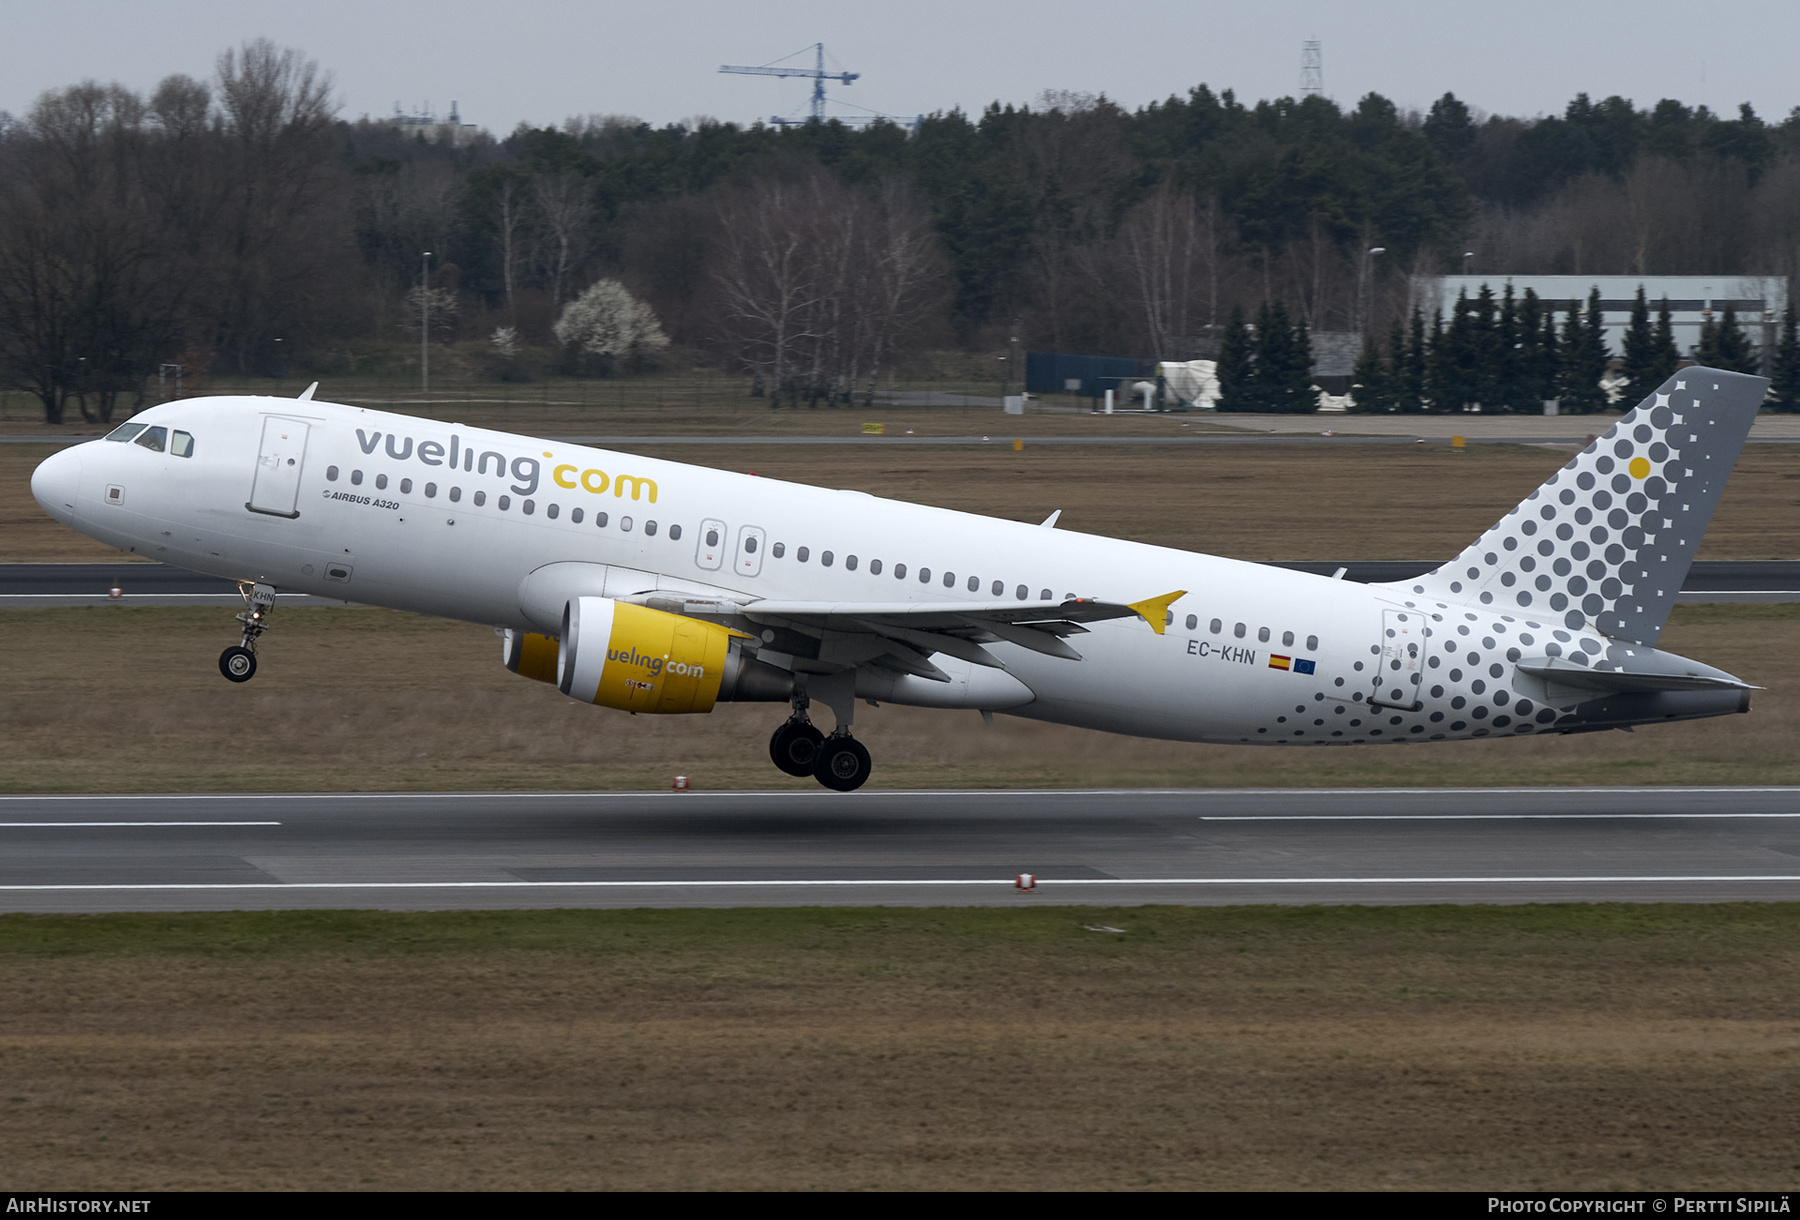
[219,646,257,683]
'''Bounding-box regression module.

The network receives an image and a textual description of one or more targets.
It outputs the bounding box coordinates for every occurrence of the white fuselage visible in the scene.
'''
[33,395,1726,746]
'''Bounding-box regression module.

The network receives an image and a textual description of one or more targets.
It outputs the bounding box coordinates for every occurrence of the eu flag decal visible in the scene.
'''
[1293,658,1317,675]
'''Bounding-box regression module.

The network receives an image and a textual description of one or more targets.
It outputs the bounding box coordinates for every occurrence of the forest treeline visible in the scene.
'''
[7,39,1800,422]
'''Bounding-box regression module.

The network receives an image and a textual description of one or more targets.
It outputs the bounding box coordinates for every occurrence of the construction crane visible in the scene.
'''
[720,43,859,126]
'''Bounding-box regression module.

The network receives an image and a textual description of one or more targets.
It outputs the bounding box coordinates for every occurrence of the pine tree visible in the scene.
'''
[1648,297,1681,387]
[1582,287,1611,409]
[1621,286,1657,393]
[1399,308,1428,413]
[1558,291,1608,413]
[1538,307,1561,407]
[1214,305,1255,412]
[1430,291,1472,412]
[1468,284,1503,410]
[1288,310,1317,413]
[1351,334,1390,413]
[1496,283,1524,412]
[1426,313,1447,412]
[1253,301,1315,413]
[1772,305,1800,412]
[1707,304,1756,373]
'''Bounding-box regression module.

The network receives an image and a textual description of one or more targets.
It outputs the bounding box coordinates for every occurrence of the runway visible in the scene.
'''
[2,787,1798,913]
[6,560,1798,606]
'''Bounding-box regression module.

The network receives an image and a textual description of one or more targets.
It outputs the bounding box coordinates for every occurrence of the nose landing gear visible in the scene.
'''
[219,582,276,683]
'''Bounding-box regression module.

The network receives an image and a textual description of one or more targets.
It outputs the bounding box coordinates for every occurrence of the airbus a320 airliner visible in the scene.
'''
[30,370,1765,790]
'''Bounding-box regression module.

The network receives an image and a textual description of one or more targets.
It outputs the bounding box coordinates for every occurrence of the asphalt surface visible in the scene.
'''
[2,787,1798,912]
[6,561,1798,607]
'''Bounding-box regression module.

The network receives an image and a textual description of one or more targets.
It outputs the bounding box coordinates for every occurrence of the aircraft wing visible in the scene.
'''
[639,590,1186,681]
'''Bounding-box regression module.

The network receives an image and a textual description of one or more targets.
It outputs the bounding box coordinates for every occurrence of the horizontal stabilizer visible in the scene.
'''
[1516,655,1756,694]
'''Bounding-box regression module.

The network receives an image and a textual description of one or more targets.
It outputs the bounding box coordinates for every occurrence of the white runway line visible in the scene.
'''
[0,821,282,828]
[1199,813,1800,820]
[1,875,1798,892]
[5,785,1800,801]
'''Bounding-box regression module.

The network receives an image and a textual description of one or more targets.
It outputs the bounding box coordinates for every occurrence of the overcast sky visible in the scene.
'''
[11,1,1800,133]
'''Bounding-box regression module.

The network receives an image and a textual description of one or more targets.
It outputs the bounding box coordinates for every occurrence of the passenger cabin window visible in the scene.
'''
[992,581,1004,596]
[595,512,607,527]
[449,487,462,503]
[1185,615,1198,630]
[895,564,907,580]
[351,470,364,485]
[870,559,883,575]
[399,478,412,494]
[1234,623,1246,638]
[1282,630,1294,647]
[105,423,147,443]
[643,519,654,534]
[1210,618,1222,634]
[133,426,167,453]
[772,542,784,558]
[1016,585,1028,600]
[918,568,930,583]
[569,507,582,523]
[669,525,682,541]
[845,554,857,570]
[375,474,388,490]
[326,466,339,481]
[425,483,438,498]
[1258,627,1270,643]
[472,491,485,506]
[797,547,809,562]
[821,551,833,567]
[943,572,955,588]
[968,576,979,592]
[1306,634,1319,651]
[546,503,558,519]
[171,431,194,458]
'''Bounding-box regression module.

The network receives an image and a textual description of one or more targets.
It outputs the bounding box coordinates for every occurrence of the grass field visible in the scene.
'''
[1,602,1793,792]
[2,904,1796,1190]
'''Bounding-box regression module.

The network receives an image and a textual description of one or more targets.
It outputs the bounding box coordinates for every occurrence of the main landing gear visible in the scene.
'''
[769,691,874,791]
[219,582,276,683]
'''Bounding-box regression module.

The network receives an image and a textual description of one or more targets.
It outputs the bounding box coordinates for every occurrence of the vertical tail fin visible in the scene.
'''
[1392,368,1766,646]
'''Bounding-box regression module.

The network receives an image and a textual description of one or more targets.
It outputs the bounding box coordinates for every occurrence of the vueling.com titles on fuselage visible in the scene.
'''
[353,428,658,503]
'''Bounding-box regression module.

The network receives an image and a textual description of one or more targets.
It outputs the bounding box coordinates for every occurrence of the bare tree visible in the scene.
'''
[532,171,593,304]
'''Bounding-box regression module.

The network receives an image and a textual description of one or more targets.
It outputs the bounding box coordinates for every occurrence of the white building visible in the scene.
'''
[1412,275,1789,369]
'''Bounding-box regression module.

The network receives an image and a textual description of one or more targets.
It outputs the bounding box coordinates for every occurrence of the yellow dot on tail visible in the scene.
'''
[1628,457,1651,479]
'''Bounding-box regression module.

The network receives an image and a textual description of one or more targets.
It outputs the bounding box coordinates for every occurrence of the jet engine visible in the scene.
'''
[503,597,791,713]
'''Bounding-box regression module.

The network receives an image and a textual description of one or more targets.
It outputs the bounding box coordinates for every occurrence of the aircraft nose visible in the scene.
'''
[31,446,82,525]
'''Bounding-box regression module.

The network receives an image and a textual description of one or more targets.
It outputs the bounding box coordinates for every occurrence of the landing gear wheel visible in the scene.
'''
[770,720,824,777]
[812,734,872,792]
[219,645,257,683]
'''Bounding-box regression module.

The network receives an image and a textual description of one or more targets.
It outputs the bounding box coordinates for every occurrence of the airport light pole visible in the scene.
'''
[1358,247,1385,338]
[421,251,432,395]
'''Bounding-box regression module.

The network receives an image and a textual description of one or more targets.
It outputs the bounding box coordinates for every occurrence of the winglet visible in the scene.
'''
[1127,590,1187,635]
[1039,509,1061,529]
[298,382,318,401]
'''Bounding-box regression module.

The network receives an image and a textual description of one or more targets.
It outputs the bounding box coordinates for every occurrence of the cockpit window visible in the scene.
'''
[133,426,167,453]
[170,431,194,458]
[105,423,147,443]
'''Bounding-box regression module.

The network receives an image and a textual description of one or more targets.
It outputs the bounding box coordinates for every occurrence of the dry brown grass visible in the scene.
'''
[2,905,1796,1190]
[1,603,1794,792]
[9,436,1800,563]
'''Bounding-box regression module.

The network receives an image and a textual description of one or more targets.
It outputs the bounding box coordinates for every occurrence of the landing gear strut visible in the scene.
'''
[220,582,276,683]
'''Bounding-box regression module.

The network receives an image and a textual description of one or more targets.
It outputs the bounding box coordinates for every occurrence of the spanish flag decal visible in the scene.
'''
[1269,654,1292,671]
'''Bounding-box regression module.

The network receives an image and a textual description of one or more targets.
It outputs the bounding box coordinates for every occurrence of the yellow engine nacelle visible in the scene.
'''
[557,596,732,714]
[501,628,561,684]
